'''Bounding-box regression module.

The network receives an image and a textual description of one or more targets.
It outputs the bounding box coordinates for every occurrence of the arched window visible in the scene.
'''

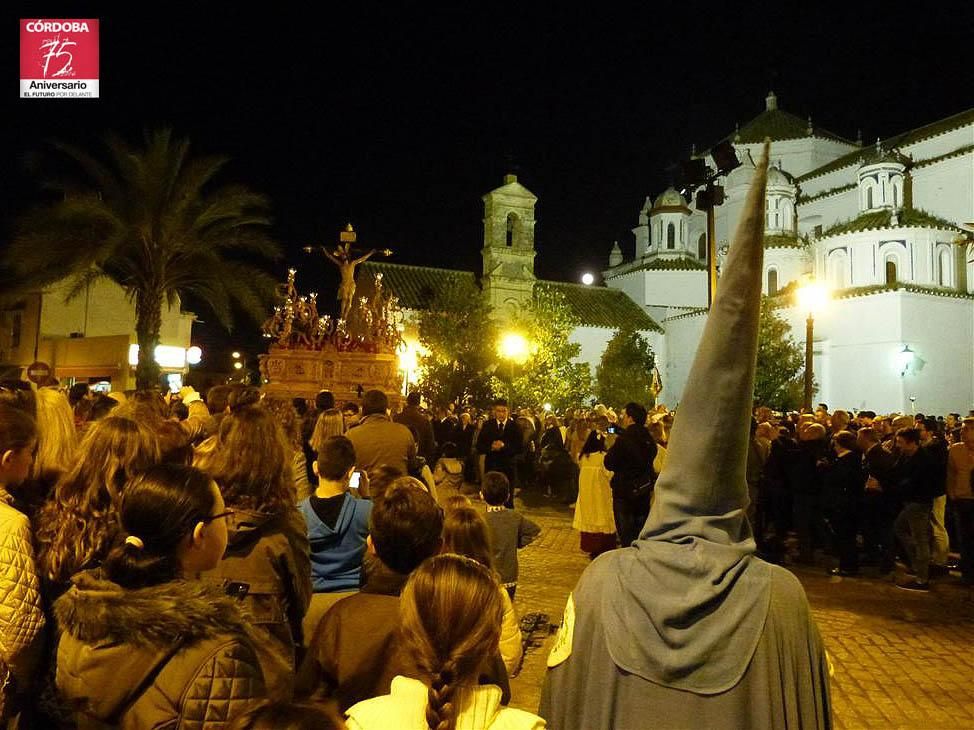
[938,248,951,287]
[697,233,707,260]
[505,213,517,247]
[866,187,874,209]
[892,185,898,208]
[885,258,897,285]
[767,269,778,296]
[666,222,675,249]
[828,251,849,289]
[656,221,662,248]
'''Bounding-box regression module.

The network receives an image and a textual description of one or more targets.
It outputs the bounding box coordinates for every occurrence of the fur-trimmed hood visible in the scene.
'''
[54,570,259,723]
[55,569,251,647]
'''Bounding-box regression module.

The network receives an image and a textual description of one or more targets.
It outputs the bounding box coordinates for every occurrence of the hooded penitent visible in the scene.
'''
[601,141,773,694]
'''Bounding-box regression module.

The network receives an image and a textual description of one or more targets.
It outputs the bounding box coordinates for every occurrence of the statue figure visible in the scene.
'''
[304,224,392,323]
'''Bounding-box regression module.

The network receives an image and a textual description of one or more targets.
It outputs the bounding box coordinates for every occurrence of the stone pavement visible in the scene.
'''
[507,494,974,729]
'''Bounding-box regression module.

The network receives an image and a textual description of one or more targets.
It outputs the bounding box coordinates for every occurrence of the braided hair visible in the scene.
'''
[399,554,504,730]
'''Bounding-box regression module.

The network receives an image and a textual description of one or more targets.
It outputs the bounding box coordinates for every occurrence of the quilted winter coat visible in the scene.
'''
[54,570,266,729]
[0,490,46,721]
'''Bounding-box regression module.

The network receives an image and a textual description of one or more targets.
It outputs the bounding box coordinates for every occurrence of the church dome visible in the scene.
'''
[767,165,794,187]
[651,187,689,213]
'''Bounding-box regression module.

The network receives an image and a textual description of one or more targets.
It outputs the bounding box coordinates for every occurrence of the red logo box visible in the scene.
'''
[20,18,99,98]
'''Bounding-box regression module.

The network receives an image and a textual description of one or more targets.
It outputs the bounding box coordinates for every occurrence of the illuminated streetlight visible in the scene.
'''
[581,272,595,286]
[233,361,243,370]
[186,346,203,365]
[498,332,530,364]
[231,351,241,359]
[795,280,829,412]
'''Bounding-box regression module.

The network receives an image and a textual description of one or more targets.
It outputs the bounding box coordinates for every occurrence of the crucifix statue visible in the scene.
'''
[304,224,392,322]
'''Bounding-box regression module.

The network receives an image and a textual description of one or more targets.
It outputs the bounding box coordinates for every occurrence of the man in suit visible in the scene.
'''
[476,398,522,507]
[858,427,898,574]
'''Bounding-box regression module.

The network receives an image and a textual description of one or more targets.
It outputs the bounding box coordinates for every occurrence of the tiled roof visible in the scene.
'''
[722,108,852,146]
[821,207,962,239]
[359,262,476,309]
[539,281,662,332]
[797,107,974,183]
[605,256,706,276]
[359,262,661,332]
[764,233,806,249]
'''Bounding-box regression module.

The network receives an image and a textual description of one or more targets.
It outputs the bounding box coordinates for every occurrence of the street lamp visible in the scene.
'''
[673,140,742,308]
[498,332,530,402]
[796,281,829,412]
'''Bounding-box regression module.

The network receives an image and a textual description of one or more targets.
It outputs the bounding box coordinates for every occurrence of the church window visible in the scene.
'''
[767,269,778,296]
[938,248,951,287]
[697,233,706,260]
[666,223,675,249]
[866,187,874,210]
[506,213,517,247]
[885,258,897,285]
[828,251,849,289]
[892,185,898,208]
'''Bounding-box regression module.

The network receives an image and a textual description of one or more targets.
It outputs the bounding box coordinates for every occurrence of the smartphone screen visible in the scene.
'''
[349,471,361,490]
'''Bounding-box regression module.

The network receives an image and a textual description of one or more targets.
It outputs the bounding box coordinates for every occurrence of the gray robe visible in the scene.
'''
[539,557,832,729]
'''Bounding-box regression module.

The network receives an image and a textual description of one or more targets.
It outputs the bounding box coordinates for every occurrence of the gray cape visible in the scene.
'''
[539,142,832,728]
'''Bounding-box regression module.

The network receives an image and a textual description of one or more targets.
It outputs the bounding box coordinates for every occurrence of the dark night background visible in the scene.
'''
[5,5,973,360]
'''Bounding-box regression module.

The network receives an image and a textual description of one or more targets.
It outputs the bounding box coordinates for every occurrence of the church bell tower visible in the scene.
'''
[481,174,538,313]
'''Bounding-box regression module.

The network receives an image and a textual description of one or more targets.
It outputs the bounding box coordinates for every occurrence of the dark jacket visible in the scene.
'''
[202,506,312,699]
[55,571,265,729]
[394,406,437,463]
[783,438,828,496]
[477,419,523,477]
[894,448,944,504]
[296,560,511,712]
[822,451,864,514]
[604,423,657,498]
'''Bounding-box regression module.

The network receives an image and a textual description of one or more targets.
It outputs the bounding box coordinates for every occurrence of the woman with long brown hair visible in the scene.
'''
[195,406,312,699]
[36,415,160,598]
[345,554,545,730]
[440,506,522,676]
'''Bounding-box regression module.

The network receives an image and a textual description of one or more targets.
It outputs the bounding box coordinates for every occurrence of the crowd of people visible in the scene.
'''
[0,380,548,729]
[1,370,970,728]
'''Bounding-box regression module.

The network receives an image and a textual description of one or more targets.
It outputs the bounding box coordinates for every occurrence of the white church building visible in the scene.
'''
[607,93,974,414]
[363,93,972,414]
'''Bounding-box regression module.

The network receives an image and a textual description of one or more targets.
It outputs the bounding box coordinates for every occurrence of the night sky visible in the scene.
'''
[6,5,973,354]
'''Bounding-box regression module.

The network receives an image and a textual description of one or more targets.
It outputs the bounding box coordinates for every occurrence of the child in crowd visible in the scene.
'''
[54,463,266,728]
[344,554,545,729]
[195,406,312,699]
[36,415,161,599]
[481,471,541,599]
[0,405,45,725]
[297,479,448,710]
[432,441,465,500]
[441,504,523,675]
[299,436,372,593]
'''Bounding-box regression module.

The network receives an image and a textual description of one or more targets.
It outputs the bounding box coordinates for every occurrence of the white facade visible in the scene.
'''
[606,95,974,413]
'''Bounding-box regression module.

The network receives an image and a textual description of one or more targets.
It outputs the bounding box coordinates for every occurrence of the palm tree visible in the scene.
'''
[7,128,282,388]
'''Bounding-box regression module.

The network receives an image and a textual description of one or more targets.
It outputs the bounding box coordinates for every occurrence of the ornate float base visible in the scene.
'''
[259,347,403,409]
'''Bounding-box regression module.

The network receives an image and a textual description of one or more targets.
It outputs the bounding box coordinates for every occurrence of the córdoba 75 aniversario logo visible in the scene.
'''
[20,18,99,99]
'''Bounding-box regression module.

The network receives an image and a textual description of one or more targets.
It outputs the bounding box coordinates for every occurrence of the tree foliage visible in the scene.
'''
[6,129,281,388]
[754,296,807,410]
[505,285,592,411]
[596,328,656,408]
[416,277,498,408]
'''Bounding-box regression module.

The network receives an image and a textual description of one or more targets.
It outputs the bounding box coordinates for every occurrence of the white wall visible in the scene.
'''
[40,278,194,346]
[644,270,707,308]
[912,151,974,223]
[658,312,706,407]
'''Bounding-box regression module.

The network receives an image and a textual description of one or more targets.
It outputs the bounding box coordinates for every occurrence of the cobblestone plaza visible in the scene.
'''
[508,496,974,729]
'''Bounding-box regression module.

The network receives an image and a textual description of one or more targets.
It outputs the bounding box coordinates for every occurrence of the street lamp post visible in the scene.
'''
[796,281,828,413]
[498,332,529,404]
